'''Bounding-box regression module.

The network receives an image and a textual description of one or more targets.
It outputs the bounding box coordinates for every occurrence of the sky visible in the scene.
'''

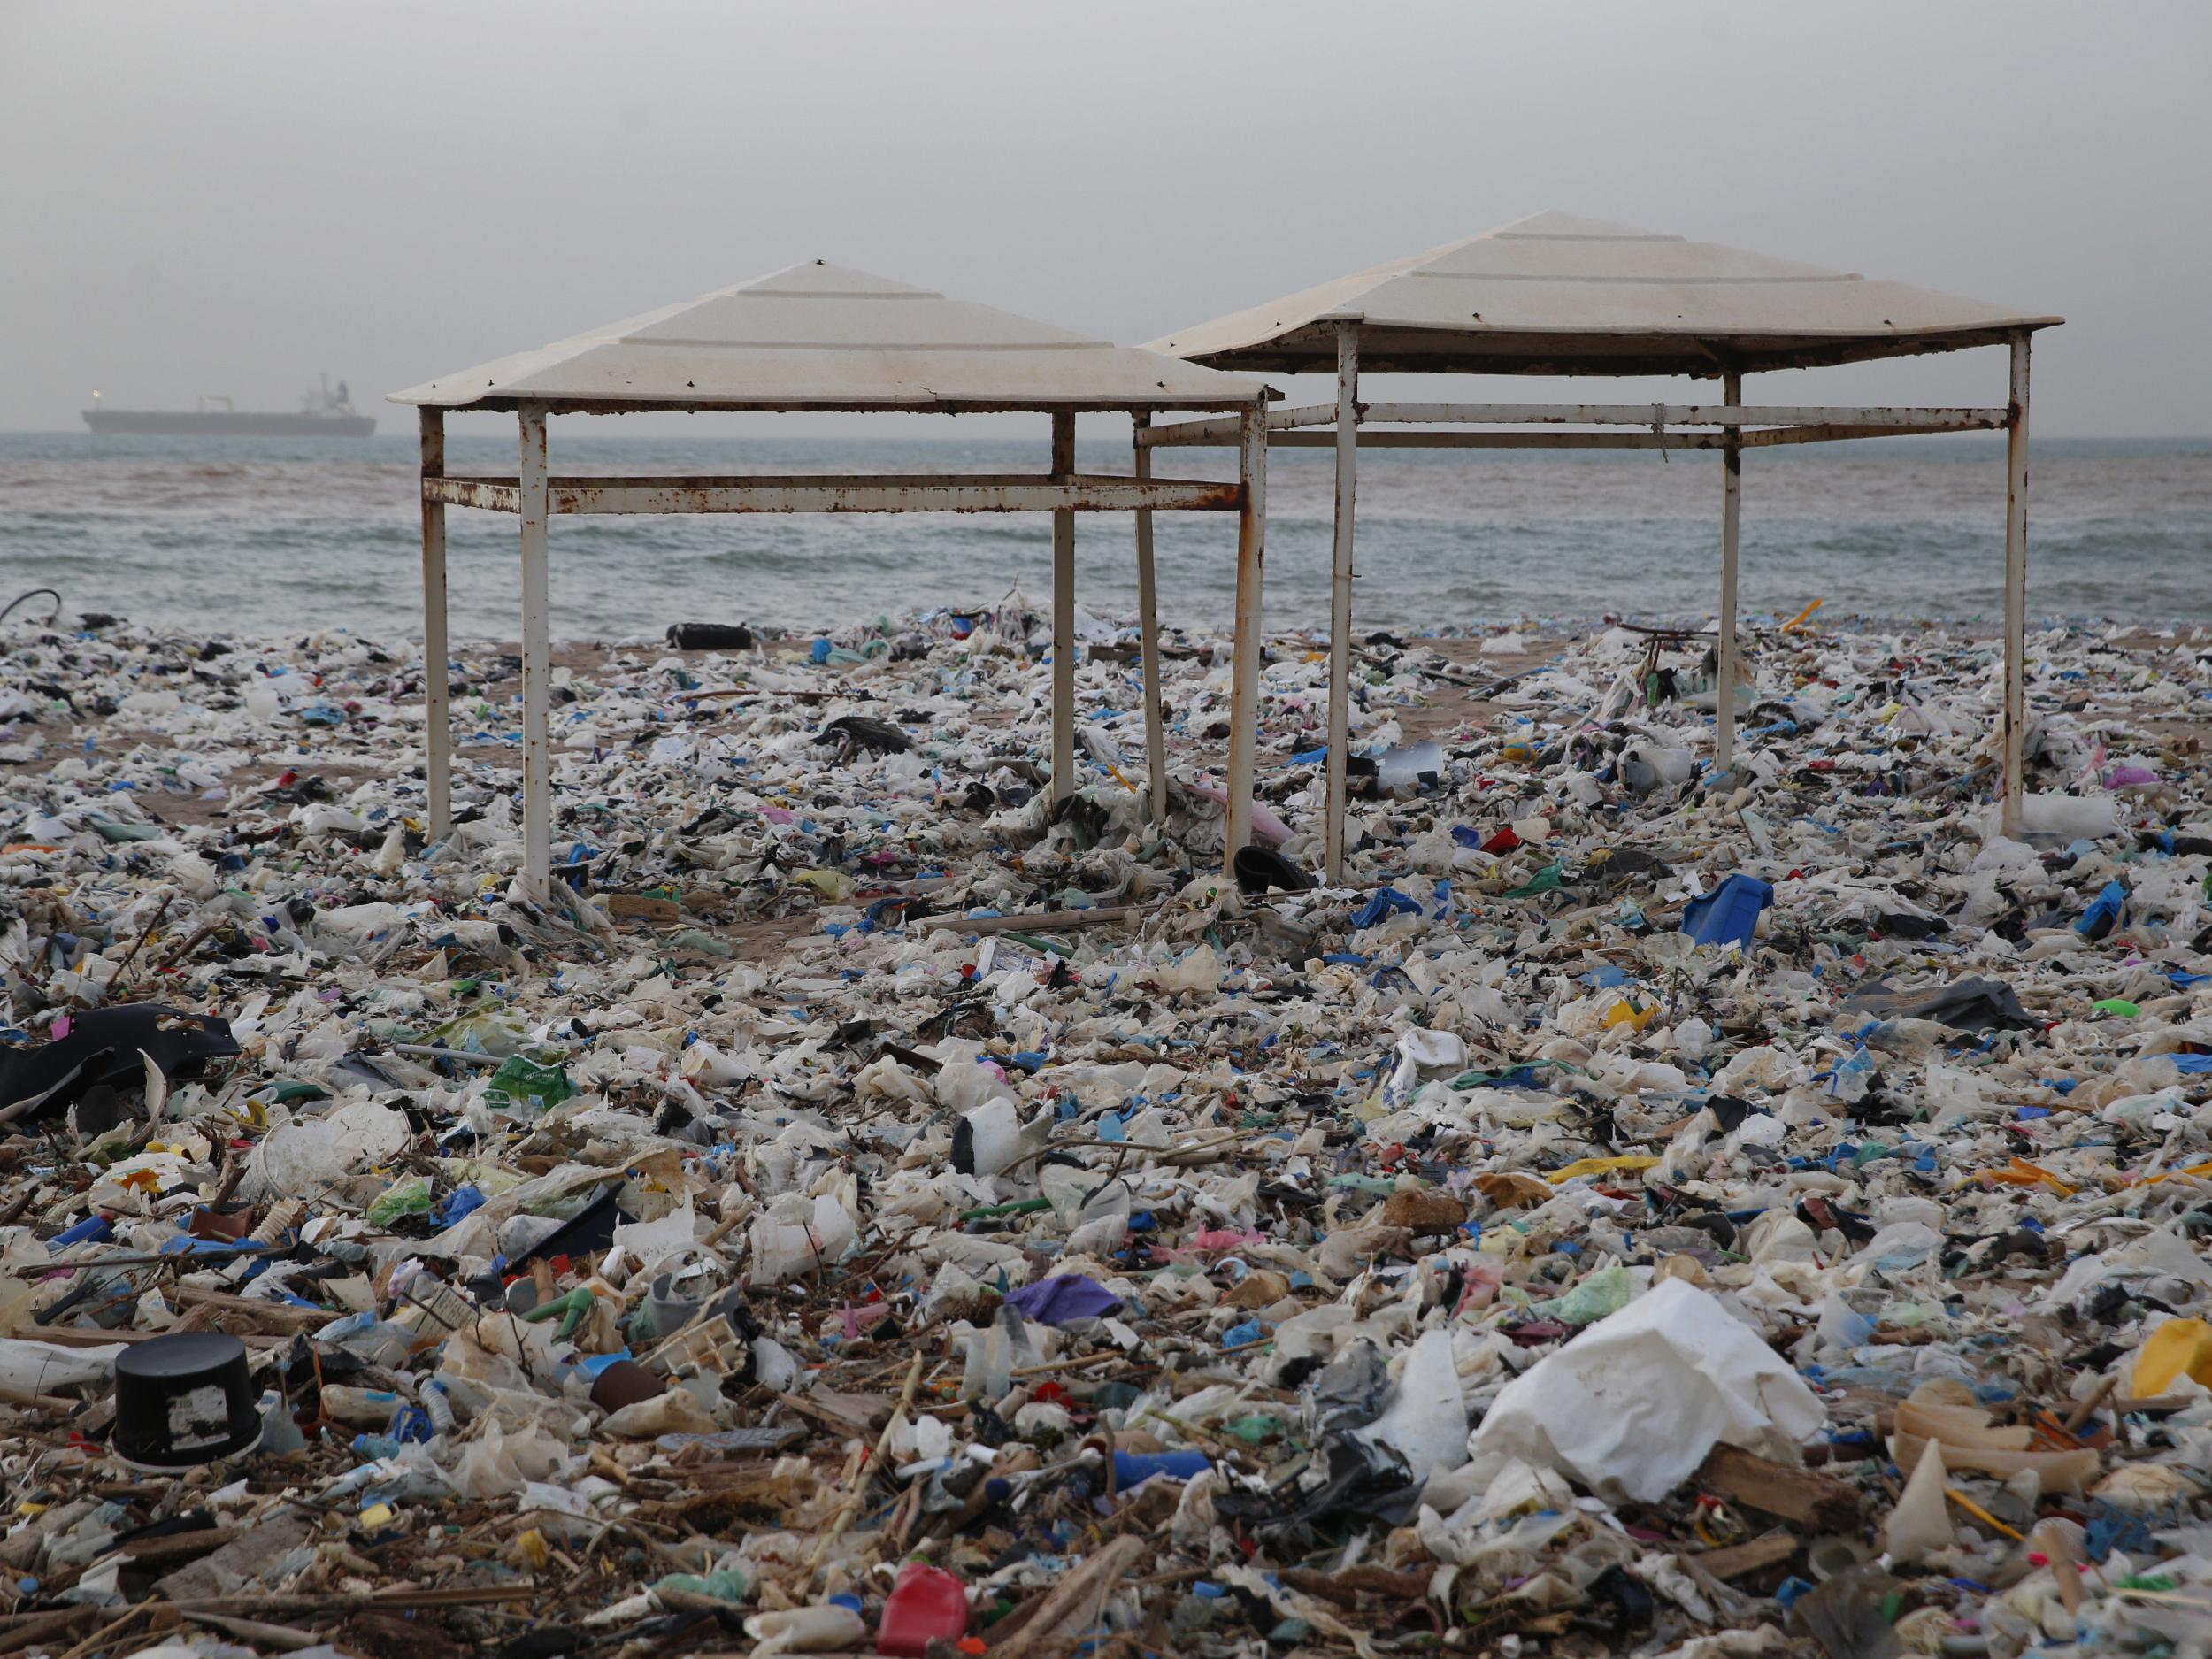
[4,0,2208,438]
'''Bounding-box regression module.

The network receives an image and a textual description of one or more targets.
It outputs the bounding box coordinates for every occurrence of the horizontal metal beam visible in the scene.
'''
[422,473,1242,515]
[1141,402,2009,447]
[424,477,519,511]
[1353,402,2008,430]
[1141,407,1323,447]
[1736,422,1972,449]
[1267,428,1735,450]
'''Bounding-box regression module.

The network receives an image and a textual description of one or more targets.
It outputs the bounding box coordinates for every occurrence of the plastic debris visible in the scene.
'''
[1,603,2210,1652]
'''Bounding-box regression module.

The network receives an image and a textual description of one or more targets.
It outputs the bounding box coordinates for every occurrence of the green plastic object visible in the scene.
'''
[427,1006,531,1057]
[2093,997,2141,1018]
[654,1567,751,1603]
[485,1056,575,1116]
[1503,863,1564,898]
[1552,1263,1632,1325]
[365,1175,434,1226]
[1326,1173,1397,1195]
[87,817,165,844]
[519,1286,596,1340]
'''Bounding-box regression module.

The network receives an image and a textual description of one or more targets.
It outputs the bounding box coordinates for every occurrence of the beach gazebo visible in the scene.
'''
[1141,212,2062,876]
[389,262,1271,902]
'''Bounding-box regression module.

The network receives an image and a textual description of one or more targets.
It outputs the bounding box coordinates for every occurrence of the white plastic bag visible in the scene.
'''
[1464,1279,1824,1503]
[1353,1327,1469,1476]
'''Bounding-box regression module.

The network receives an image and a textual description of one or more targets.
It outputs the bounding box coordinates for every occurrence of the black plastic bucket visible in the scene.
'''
[111,1332,262,1468]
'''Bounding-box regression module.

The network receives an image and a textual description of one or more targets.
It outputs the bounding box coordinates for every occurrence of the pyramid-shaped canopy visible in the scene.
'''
[1148,212,2062,377]
[393,261,1265,413]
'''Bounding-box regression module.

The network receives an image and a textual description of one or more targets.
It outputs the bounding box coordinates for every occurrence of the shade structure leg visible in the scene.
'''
[1132,415,1169,828]
[1716,369,1743,779]
[518,404,553,904]
[1324,325,1359,882]
[2001,334,2032,836]
[1223,401,1267,877]
[419,407,451,841]
[1050,411,1077,803]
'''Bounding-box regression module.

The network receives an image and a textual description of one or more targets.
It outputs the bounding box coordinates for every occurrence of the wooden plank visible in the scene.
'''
[1694,1443,1863,1532]
[923,905,1143,937]
[1694,1531,1800,1581]
[603,893,682,924]
[170,1286,330,1334]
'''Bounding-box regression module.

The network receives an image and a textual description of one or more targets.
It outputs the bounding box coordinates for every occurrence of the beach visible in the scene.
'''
[7,588,2212,1654]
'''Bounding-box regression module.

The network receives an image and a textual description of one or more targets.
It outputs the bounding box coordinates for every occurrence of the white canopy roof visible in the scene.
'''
[392,261,1266,414]
[1148,211,2062,377]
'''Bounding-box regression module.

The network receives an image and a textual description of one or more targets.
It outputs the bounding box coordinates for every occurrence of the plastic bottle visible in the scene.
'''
[319,1385,402,1429]
[311,1311,415,1367]
[877,1561,968,1657]
[741,1606,867,1651]
[654,1565,751,1605]
[418,1378,457,1437]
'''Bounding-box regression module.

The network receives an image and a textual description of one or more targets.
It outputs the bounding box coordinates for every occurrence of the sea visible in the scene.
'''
[1,431,2206,642]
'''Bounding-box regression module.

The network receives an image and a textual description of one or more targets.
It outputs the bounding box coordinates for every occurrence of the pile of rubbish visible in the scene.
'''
[3,595,2212,1659]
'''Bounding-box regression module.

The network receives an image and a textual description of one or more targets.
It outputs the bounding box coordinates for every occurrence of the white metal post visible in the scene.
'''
[1716,369,1742,778]
[518,404,553,903]
[1050,411,1077,803]
[1224,402,1267,875]
[419,407,451,841]
[2001,334,2032,836]
[1132,414,1170,827]
[1325,324,1359,882]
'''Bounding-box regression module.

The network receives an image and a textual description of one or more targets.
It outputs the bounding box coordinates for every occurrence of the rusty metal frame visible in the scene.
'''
[1140,402,2008,448]
[1136,353,2039,882]
[421,473,1243,515]
[416,408,1263,903]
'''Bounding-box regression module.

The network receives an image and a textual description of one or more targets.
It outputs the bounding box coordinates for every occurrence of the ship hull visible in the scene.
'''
[82,410,376,437]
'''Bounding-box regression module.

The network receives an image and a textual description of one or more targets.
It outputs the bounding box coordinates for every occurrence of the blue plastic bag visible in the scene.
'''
[1680,873,1774,948]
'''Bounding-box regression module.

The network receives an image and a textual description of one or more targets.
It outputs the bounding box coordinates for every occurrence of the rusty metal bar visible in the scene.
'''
[1325,324,1358,884]
[1271,430,1737,450]
[1348,402,2008,429]
[1132,415,1169,829]
[1717,371,1742,779]
[517,405,553,905]
[1051,414,1077,803]
[1224,403,1267,875]
[1735,423,1969,449]
[425,477,521,511]
[419,408,451,841]
[426,475,1241,514]
[2002,334,2032,836]
[1141,403,2008,446]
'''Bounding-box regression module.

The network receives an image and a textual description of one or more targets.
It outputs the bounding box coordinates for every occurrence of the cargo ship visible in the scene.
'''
[82,374,375,437]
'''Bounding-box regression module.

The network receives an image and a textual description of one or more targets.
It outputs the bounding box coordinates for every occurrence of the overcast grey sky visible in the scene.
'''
[4,0,2208,437]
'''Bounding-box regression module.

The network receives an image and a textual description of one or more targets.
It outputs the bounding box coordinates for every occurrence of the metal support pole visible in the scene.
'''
[518,404,553,903]
[1224,402,1267,875]
[1716,369,1742,778]
[1050,411,1077,803]
[1132,414,1170,827]
[419,407,451,841]
[2001,334,2032,836]
[1324,325,1359,882]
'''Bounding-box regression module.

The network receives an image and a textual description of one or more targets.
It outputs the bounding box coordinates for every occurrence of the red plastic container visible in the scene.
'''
[878,1561,967,1657]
